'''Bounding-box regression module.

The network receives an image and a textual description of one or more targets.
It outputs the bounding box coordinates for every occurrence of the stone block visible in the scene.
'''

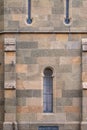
[17,73,27,80]
[5,90,15,98]
[62,90,82,98]
[72,98,81,107]
[72,57,81,64]
[72,0,82,7]
[5,98,16,106]
[16,90,32,97]
[66,50,80,57]
[17,106,42,113]
[5,106,16,113]
[66,113,80,121]
[26,98,41,106]
[52,7,64,14]
[17,113,37,121]
[66,41,81,50]
[17,42,38,49]
[18,123,29,130]
[56,98,72,106]
[59,57,72,65]
[64,106,80,113]
[17,97,26,106]
[58,65,72,73]
[31,49,66,57]
[16,64,28,73]
[82,45,87,52]
[5,113,16,122]
[3,122,12,130]
[81,122,87,130]
[24,57,37,64]
[16,90,41,98]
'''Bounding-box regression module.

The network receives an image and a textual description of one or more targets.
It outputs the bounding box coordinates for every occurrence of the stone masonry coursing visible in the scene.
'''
[0,0,87,130]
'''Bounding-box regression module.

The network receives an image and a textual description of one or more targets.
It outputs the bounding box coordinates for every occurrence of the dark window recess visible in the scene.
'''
[43,68,53,113]
[27,0,32,24]
[65,0,70,24]
[39,126,59,130]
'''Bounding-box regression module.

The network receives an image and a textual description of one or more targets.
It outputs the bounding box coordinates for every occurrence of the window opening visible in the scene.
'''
[27,0,32,24]
[39,126,59,130]
[43,68,53,113]
[65,0,70,24]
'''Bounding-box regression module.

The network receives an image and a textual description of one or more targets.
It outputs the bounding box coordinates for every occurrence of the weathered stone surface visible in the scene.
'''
[56,98,72,106]
[62,90,82,98]
[16,90,41,98]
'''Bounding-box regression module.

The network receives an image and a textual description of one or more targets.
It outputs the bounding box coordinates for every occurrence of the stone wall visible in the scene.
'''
[4,0,87,32]
[3,33,87,130]
[1,0,87,130]
[0,0,4,32]
[0,35,4,129]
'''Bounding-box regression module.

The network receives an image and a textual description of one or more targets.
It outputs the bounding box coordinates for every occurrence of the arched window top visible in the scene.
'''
[44,68,53,77]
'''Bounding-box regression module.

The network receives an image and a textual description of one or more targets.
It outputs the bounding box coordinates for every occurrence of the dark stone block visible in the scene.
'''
[62,90,82,97]
[16,90,41,98]
[17,42,38,49]
[31,49,66,57]
[72,0,82,7]
[24,57,37,64]
[5,98,16,106]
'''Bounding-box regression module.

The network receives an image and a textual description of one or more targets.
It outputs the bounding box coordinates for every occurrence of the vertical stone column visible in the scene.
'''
[3,38,17,130]
[0,35,4,130]
[81,39,87,130]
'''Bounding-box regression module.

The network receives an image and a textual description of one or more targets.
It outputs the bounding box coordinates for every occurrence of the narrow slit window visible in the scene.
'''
[43,68,53,113]
[65,0,70,24]
[27,0,32,24]
[39,126,59,130]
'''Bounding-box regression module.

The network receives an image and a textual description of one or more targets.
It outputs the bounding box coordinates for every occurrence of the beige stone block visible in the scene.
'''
[17,106,42,113]
[83,90,87,97]
[16,80,25,89]
[16,64,28,73]
[5,52,16,64]
[82,72,87,82]
[55,89,62,98]
[72,98,81,106]
[27,64,39,76]
[50,41,65,49]
[37,57,56,65]
[37,113,66,122]
[17,113,37,121]
[72,57,81,64]
[26,98,41,106]
[59,57,72,65]
[5,113,16,122]
[5,90,16,98]
[64,106,80,113]
[56,34,68,42]
[12,15,22,21]
[0,43,3,49]
[17,80,41,89]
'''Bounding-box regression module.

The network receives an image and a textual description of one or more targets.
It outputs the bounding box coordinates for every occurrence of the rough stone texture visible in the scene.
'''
[3,0,87,32]
[0,0,4,32]
[0,34,4,130]
[0,0,87,130]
